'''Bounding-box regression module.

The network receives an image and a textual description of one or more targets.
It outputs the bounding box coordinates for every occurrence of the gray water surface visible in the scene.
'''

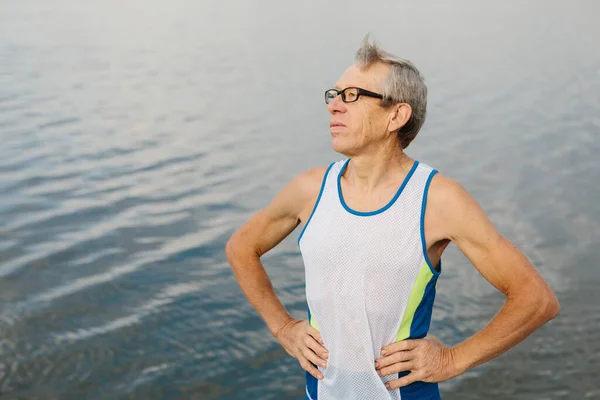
[1,0,599,399]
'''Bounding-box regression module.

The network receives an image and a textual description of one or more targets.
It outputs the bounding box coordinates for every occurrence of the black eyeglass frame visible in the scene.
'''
[324,87,384,104]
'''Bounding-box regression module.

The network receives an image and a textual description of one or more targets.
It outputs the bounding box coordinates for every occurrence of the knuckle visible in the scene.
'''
[297,348,308,359]
[310,351,321,362]
[310,338,319,350]
[300,349,309,360]
[304,352,316,363]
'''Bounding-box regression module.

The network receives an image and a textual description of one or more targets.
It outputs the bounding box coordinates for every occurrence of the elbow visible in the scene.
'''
[225,232,240,265]
[225,230,257,266]
[542,290,560,322]
[532,285,560,324]
[512,283,560,324]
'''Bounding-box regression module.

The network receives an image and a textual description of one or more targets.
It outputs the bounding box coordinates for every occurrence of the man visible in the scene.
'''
[226,36,560,400]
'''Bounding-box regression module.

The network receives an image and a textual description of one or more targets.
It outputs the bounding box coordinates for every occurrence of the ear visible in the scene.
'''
[388,103,412,133]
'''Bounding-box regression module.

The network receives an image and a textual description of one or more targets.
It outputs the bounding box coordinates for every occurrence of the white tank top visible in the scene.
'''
[299,158,442,400]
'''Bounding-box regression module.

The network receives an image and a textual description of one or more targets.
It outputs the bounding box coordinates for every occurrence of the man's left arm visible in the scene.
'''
[376,174,560,388]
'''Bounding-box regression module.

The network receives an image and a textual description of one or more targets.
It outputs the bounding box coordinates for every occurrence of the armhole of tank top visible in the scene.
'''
[297,162,335,245]
[420,169,441,276]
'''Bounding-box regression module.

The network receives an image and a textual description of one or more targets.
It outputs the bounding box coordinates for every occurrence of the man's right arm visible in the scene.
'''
[225,166,329,378]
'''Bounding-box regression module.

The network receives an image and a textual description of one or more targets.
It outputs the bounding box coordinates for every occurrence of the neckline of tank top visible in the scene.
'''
[336,158,420,217]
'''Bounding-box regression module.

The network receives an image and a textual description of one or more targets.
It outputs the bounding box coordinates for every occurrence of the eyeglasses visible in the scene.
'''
[324,87,384,104]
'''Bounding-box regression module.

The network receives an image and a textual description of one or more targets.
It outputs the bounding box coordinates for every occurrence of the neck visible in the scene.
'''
[344,141,413,192]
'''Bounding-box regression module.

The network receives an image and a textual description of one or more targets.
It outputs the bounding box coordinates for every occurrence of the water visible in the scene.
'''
[0,0,599,398]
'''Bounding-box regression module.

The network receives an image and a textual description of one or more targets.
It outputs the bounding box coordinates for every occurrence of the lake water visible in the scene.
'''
[0,0,599,398]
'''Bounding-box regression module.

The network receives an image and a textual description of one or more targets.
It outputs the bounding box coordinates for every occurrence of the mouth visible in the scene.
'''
[329,121,346,129]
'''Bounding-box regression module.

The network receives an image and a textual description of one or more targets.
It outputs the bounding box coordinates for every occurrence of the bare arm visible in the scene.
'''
[225,166,330,379]
[377,174,560,387]
[432,175,560,374]
[225,167,324,334]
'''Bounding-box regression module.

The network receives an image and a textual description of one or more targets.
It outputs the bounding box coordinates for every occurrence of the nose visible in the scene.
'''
[327,93,346,114]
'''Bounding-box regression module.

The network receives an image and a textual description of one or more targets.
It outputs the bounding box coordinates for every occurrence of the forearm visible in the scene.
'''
[226,242,293,336]
[449,288,558,377]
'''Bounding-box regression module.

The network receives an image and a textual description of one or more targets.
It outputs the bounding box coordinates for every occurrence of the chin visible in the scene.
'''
[331,135,353,156]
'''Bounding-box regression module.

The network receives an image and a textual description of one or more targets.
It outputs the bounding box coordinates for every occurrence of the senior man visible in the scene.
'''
[226,36,559,400]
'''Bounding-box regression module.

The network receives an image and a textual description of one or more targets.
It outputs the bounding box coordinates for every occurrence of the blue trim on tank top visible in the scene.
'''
[306,372,318,400]
[398,377,441,399]
[337,158,419,216]
[298,162,335,244]
[398,167,442,400]
[420,169,441,276]
[410,274,438,338]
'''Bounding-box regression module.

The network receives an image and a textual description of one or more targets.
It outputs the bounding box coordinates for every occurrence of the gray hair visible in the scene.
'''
[355,35,427,149]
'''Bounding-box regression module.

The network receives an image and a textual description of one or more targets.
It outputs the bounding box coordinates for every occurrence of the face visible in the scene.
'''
[327,62,397,156]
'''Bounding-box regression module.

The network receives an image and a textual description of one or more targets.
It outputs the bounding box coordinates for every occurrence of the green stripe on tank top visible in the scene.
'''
[310,316,319,331]
[396,261,434,341]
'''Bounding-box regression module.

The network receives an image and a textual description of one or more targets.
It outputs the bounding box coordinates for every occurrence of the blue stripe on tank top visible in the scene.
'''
[399,377,441,400]
[298,162,335,244]
[398,168,442,400]
[306,371,318,400]
[397,273,441,399]
[410,276,438,339]
[420,169,441,275]
[337,159,420,217]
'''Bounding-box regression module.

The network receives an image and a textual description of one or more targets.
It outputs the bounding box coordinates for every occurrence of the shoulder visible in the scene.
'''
[297,164,331,188]
[426,172,491,241]
[267,164,332,218]
[288,164,332,199]
[427,172,472,208]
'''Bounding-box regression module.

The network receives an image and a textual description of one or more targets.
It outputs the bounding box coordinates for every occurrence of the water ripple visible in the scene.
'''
[53,281,203,343]
[0,2,599,399]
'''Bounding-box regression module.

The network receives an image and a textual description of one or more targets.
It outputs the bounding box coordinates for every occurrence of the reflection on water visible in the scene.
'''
[1,0,599,398]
